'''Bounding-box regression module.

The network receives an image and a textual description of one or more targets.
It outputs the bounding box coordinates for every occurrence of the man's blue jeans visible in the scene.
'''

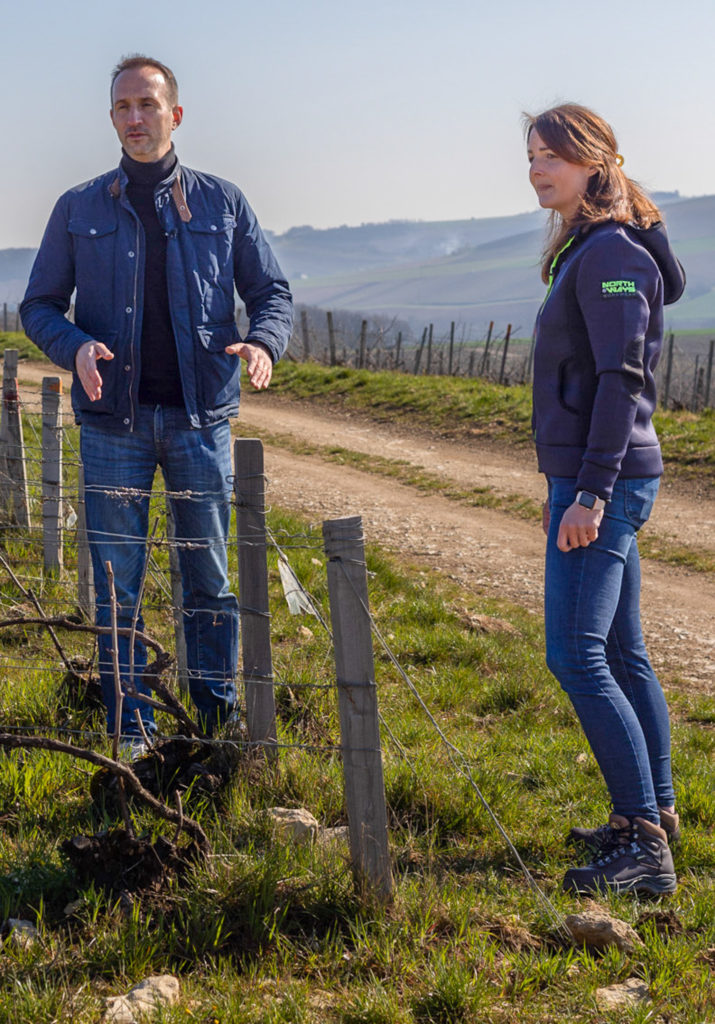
[80,406,238,738]
[545,476,675,823]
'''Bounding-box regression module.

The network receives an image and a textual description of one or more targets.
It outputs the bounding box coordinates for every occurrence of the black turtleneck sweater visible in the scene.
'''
[121,146,184,407]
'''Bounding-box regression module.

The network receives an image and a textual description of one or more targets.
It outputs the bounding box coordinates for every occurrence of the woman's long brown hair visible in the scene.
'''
[524,104,662,282]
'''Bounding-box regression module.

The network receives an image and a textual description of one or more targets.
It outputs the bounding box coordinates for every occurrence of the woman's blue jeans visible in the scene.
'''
[545,476,675,822]
[80,406,238,738]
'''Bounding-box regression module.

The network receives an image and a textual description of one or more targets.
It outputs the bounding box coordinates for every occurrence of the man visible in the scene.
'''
[21,55,293,752]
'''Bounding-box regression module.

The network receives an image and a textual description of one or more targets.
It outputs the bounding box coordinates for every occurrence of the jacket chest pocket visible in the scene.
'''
[68,216,119,295]
[185,214,237,285]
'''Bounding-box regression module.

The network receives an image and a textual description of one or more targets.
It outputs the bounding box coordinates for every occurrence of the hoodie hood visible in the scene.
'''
[625,221,686,306]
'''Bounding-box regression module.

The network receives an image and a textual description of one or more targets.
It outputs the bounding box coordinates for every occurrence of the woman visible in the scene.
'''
[526,104,685,895]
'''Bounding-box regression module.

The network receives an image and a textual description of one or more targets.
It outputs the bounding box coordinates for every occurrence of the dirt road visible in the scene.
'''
[237,392,714,695]
[16,363,714,692]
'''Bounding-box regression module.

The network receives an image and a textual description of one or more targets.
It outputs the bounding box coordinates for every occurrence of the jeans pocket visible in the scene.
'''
[623,477,660,528]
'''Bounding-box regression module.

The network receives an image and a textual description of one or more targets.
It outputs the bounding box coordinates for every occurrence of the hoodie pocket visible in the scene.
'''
[557,358,582,415]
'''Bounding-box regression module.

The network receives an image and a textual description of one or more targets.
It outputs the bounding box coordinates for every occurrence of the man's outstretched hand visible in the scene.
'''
[75,340,114,401]
[225,340,273,390]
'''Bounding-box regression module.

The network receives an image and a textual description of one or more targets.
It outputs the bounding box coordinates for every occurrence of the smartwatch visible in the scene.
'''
[575,490,606,511]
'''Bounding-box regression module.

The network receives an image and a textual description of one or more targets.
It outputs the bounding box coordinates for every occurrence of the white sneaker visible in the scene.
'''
[118,738,148,761]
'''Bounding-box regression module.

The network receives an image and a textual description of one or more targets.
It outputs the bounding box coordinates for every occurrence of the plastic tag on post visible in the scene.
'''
[278,556,317,617]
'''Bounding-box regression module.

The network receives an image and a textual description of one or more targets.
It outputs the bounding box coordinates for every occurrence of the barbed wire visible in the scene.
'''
[2,414,567,931]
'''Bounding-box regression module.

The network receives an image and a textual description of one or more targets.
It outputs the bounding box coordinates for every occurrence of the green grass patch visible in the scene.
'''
[1,333,47,362]
[0,481,713,1021]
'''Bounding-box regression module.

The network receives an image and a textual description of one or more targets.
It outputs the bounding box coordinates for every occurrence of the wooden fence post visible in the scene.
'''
[322,516,393,901]
[395,331,402,371]
[2,304,7,332]
[165,497,190,696]
[691,355,701,412]
[358,320,367,370]
[498,324,512,385]
[300,309,311,362]
[76,464,94,617]
[234,437,277,757]
[479,321,494,377]
[448,321,455,376]
[526,330,536,383]
[426,323,434,375]
[41,377,63,573]
[0,349,31,527]
[704,339,714,410]
[413,327,427,375]
[662,332,674,409]
[326,311,337,366]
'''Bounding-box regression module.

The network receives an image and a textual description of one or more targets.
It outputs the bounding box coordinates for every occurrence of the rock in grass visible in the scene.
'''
[267,807,319,844]
[595,978,651,1010]
[104,975,180,1022]
[2,919,38,948]
[565,909,643,952]
[318,825,350,846]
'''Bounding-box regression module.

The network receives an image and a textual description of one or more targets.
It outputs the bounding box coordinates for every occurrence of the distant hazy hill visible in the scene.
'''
[276,192,715,332]
[0,249,37,306]
[4,191,715,331]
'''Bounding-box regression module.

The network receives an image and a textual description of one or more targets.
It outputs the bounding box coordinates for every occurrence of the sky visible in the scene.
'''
[3,0,714,248]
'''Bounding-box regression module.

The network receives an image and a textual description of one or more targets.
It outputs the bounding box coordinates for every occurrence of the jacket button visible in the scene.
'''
[90,228,97,235]
[125,306,132,314]
[124,365,131,372]
[123,418,130,425]
[128,251,135,258]
[210,224,217,231]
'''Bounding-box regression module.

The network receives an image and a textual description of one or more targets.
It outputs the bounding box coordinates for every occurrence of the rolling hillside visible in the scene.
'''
[4,191,715,332]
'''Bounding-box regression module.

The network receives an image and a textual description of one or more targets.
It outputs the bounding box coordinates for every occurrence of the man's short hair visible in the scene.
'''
[110,55,179,106]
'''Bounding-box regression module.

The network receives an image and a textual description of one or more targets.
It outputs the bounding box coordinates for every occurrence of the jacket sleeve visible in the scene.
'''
[574,235,660,500]
[232,194,293,362]
[20,195,95,372]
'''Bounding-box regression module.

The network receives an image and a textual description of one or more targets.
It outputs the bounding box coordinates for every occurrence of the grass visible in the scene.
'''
[0,333,46,363]
[0,425,713,1022]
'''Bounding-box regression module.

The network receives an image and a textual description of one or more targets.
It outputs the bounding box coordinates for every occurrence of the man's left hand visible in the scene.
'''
[225,341,273,390]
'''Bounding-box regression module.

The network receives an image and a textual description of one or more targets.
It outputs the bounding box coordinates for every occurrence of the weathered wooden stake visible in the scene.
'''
[358,320,367,369]
[498,323,512,385]
[300,309,311,361]
[395,331,402,370]
[0,349,31,527]
[704,339,714,409]
[41,377,63,573]
[76,464,94,617]
[413,327,427,374]
[662,332,674,409]
[326,311,337,366]
[448,321,455,376]
[322,515,394,902]
[234,438,277,757]
[165,497,190,696]
[479,321,494,377]
[426,323,434,375]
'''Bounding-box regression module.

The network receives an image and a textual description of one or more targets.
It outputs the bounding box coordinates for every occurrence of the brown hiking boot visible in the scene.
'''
[563,816,677,896]
[569,808,680,855]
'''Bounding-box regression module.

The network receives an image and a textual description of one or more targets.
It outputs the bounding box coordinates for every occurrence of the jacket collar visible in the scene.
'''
[108,157,192,223]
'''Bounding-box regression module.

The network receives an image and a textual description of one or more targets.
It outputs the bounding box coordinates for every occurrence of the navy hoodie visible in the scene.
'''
[531,220,685,500]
